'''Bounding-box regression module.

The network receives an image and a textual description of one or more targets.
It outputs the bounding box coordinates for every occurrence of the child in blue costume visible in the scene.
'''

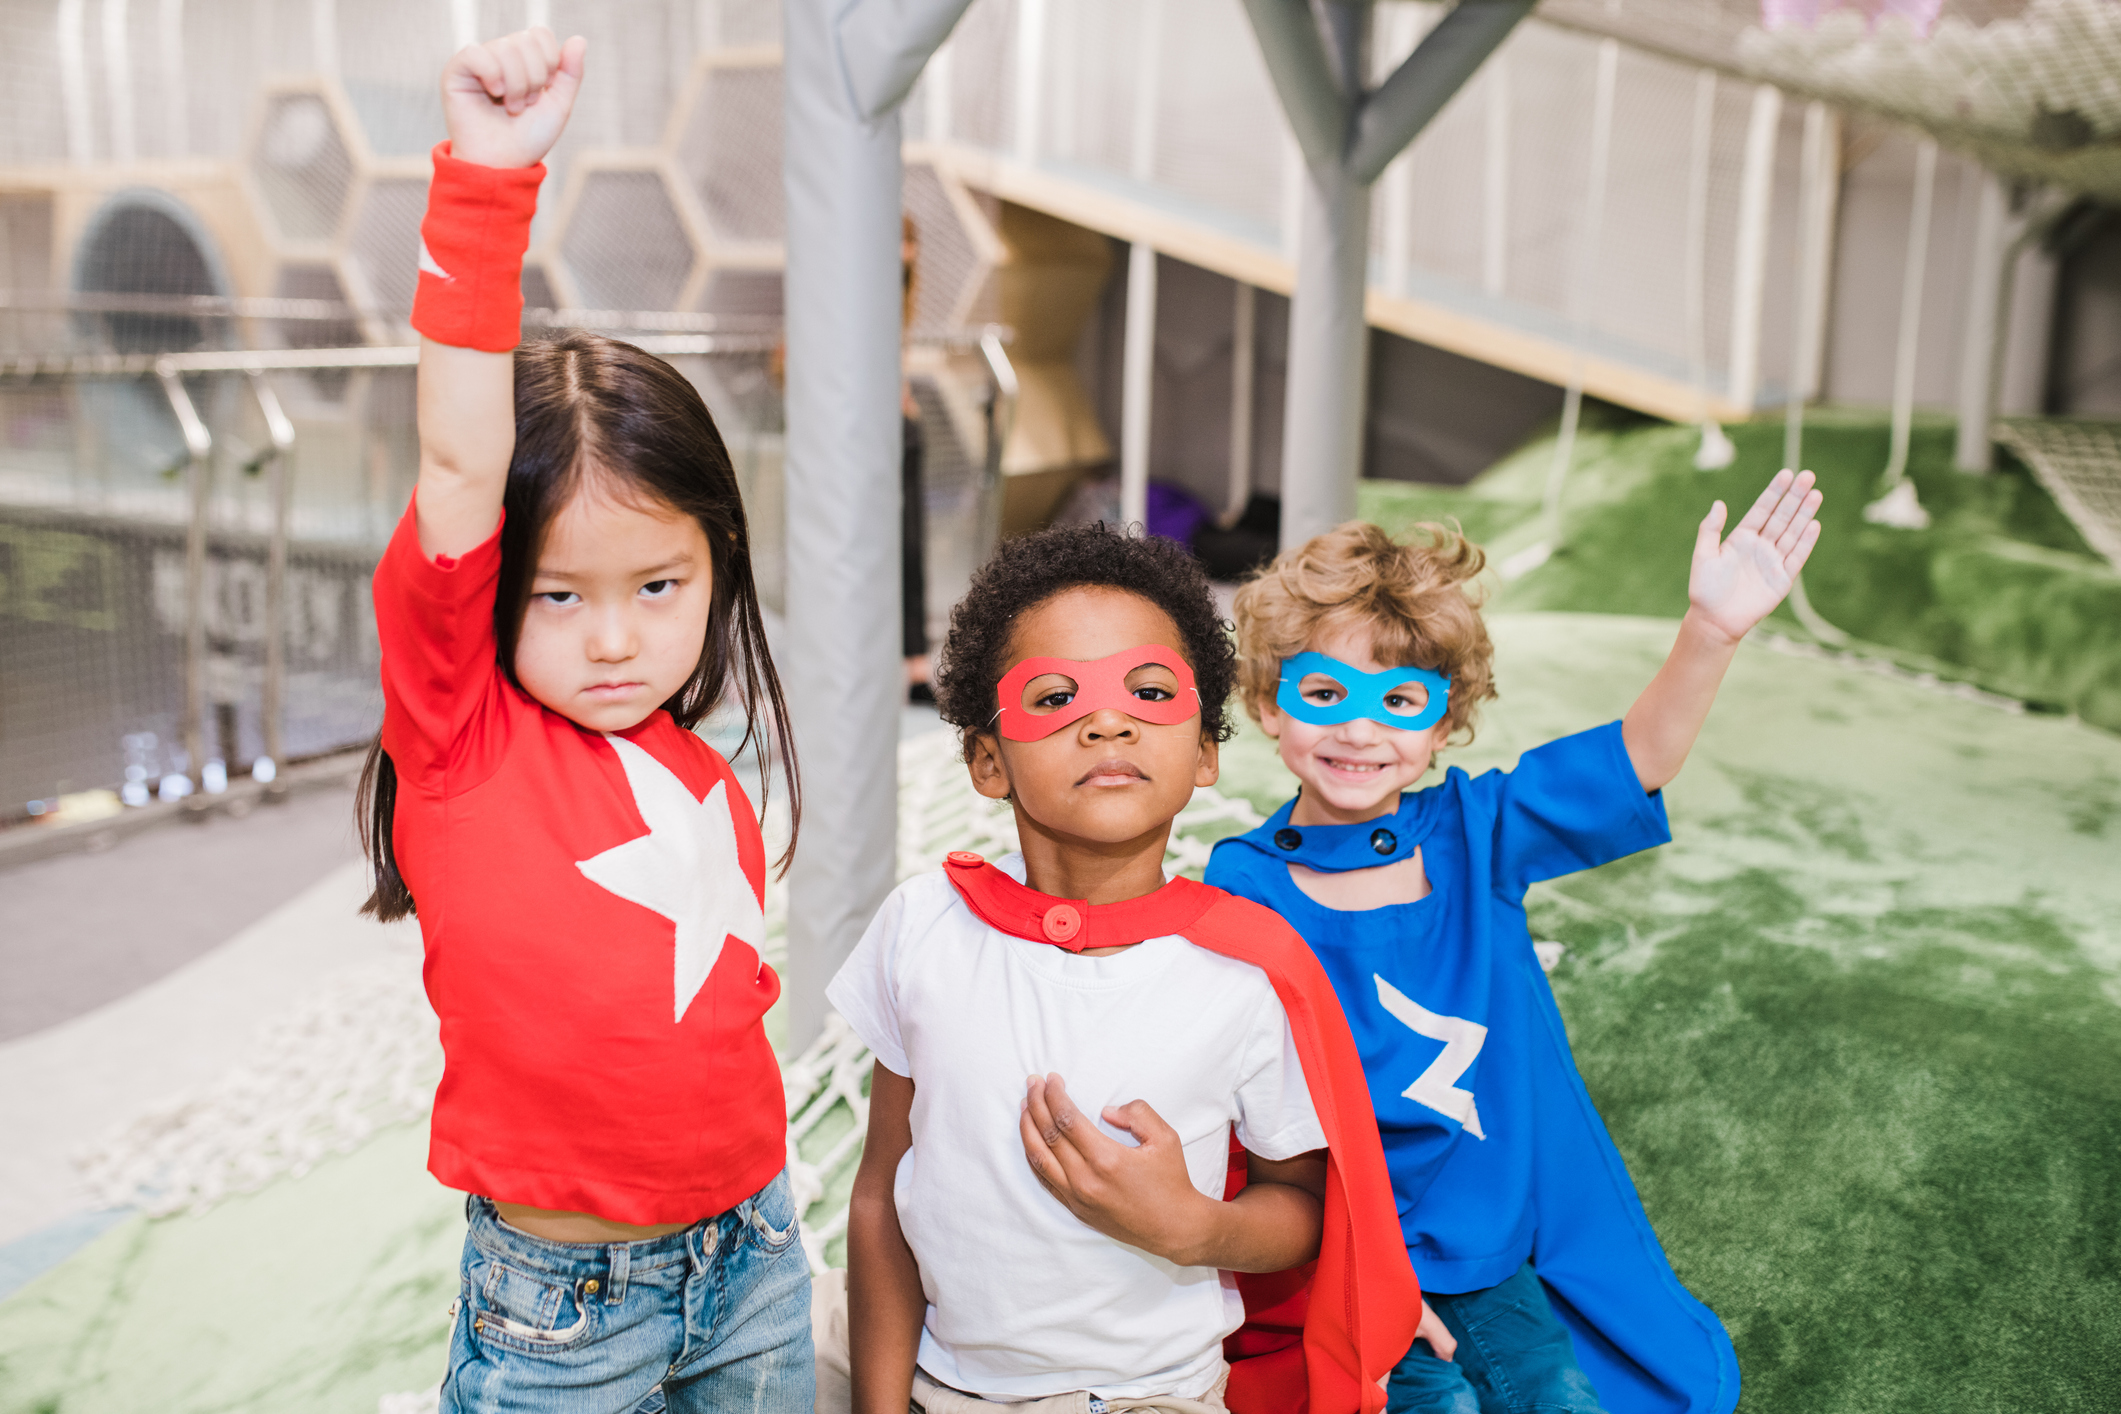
[1204,472,1825,1414]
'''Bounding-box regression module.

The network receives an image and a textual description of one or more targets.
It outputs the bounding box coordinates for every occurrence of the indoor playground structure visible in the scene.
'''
[1,1,2118,1411]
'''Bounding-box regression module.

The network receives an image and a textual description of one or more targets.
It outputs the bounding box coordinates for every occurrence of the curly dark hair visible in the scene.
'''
[935,522,1237,746]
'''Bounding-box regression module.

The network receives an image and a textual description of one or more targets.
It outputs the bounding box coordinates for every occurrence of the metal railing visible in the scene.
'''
[0,313,1016,817]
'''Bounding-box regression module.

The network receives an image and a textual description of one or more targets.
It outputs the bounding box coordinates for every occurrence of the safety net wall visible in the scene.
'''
[4,0,2114,810]
[0,0,1003,812]
[0,1,795,813]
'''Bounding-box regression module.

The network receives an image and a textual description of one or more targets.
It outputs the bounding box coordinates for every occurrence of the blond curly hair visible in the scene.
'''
[1232,520,1497,744]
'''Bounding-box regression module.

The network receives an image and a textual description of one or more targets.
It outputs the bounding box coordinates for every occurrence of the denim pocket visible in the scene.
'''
[471,1259,593,1353]
[746,1172,801,1256]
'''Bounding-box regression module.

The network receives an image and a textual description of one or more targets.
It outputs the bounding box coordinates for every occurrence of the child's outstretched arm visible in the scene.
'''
[414,28,584,560]
[1019,1074,1326,1272]
[848,1064,927,1414]
[1622,469,1823,792]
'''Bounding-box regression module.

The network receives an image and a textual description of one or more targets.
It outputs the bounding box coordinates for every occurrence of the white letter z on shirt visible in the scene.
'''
[1374,974,1487,1139]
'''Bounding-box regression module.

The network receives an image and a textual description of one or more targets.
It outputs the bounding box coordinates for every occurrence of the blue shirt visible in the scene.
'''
[1207,724,1738,1414]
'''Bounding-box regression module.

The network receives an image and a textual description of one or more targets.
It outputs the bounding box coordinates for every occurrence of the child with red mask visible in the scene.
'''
[819,523,1432,1414]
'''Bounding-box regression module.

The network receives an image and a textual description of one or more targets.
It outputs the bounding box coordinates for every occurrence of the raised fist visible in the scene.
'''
[441,27,586,170]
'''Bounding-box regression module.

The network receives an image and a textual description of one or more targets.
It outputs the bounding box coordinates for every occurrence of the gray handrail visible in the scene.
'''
[249,370,297,800]
[156,364,215,805]
[0,324,1011,381]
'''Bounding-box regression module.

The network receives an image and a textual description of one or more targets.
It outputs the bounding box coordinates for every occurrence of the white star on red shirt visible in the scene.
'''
[576,735,764,1022]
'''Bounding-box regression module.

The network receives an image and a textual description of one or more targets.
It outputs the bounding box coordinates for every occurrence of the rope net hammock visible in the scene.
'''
[1543,0,2121,202]
[1994,417,2121,569]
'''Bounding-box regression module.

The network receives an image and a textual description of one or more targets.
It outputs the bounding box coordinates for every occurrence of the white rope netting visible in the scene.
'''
[76,730,1266,1274]
[74,948,440,1218]
[1994,417,2121,570]
[1739,0,2121,200]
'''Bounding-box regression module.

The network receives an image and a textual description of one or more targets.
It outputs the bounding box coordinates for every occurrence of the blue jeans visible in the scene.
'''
[441,1169,815,1414]
[1386,1263,1605,1414]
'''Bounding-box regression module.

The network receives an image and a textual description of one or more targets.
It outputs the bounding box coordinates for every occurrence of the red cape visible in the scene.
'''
[942,853,1421,1414]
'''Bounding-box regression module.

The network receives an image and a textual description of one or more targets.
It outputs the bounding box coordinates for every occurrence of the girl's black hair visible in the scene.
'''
[934,520,1237,746]
[358,332,800,921]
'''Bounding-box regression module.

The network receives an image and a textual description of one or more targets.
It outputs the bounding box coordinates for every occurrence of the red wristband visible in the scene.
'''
[411,142,545,352]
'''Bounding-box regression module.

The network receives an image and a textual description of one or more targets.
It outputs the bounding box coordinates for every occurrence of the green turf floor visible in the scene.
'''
[3,614,2117,1412]
[1359,411,2121,732]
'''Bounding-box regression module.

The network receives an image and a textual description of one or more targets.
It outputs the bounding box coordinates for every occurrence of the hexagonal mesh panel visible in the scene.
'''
[522,264,559,314]
[346,177,430,319]
[560,170,697,312]
[252,94,355,245]
[336,0,453,158]
[698,269,784,320]
[74,201,224,353]
[903,161,998,334]
[703,0,785,47]
[677,65,785,242]
[269,264,360,349]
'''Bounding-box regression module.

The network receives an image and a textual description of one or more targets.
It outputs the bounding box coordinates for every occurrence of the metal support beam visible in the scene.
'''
[1226,281,1256,524]
[1236,0,1348,177]
[1241,0,1531,551]
[1282,160,1372,548]
[781,0,973,1050]
[1277,0,1370,549]
[1120,242,1158,530]
[157,361,212,806]
[1347,0,1532,184]
[248,369,296,798]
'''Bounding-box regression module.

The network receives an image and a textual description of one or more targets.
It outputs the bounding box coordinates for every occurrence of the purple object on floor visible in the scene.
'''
[1146,481,1210,548]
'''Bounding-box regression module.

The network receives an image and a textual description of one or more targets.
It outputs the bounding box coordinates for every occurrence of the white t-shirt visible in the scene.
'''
[825,858,1327,1402]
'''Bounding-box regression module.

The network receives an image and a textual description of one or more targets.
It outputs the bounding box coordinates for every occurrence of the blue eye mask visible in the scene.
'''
[1276,651,1451,732]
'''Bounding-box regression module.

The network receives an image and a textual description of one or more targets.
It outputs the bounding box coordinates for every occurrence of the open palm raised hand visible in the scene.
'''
[1688,469,1824,644]
[442,27,586,170]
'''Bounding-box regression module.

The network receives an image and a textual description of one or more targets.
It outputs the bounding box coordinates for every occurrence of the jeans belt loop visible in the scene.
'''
[604,1242,629,1306]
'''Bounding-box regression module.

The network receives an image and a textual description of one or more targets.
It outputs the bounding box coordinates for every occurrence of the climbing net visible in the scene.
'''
[76,729,1267,1275]
[1994,417,2121,570]
[1739,0,2121,201]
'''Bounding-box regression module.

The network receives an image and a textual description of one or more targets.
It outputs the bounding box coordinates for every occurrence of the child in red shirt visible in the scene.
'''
[355,28,810,1414]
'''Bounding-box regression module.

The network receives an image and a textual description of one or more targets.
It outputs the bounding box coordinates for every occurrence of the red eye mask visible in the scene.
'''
[994,645,1201,741]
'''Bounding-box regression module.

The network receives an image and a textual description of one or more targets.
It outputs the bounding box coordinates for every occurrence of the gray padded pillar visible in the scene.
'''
[781,0,971,1049]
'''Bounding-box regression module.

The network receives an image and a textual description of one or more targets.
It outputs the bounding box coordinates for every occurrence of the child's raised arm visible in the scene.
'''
[413,28,584,560]
[1622,469,1823,792]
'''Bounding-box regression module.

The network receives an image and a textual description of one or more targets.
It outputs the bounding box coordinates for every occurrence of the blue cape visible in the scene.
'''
[1204,724,1739,1414]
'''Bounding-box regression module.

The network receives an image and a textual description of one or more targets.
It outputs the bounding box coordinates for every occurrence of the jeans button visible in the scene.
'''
[584,1278,601,1295]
